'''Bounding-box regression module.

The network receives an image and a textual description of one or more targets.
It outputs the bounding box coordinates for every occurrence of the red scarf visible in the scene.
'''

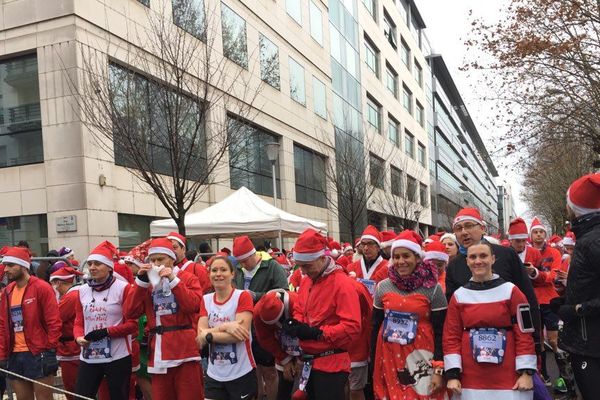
[388,260,439,292]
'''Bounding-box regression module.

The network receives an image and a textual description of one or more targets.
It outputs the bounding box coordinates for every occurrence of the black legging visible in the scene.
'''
[277,370,295,400]
[305,370,348,400]
[570,354,600,400]
[75,355,131,400]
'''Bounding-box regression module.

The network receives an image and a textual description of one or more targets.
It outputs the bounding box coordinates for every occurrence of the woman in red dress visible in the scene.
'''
[372,230,448,400]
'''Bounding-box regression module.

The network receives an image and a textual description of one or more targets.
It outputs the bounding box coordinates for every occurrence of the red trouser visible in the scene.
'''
[152,362,204,400]
[59,360,80,400]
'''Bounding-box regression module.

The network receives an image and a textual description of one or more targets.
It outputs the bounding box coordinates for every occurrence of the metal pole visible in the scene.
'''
[271,162,283,249]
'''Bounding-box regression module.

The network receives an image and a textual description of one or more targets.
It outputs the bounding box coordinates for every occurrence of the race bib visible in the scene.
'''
[278,331,301,356]
[470,328,506,364]
[210,343,238,366]
[83,337,112,360]
[383,310,418,345]
[152,289,178,316]
[10,305,23,333]
[358,279,376,296]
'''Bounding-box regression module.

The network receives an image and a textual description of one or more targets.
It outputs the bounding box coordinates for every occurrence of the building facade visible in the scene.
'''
[497,182,517,237]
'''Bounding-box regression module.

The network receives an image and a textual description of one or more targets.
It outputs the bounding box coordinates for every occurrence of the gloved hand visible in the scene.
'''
[295,324,323,341]
[84,328,109,342]
[558,305,578,322]
[549,296,565,314]
[282,319,301,337]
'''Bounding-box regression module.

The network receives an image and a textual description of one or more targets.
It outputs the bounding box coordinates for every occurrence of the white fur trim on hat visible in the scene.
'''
[166,235,185,248]
[87,254,114,269]
[49,274,76,282]
[148,246,176,260]
[380,240,393,248]
[361,235,381,246]
[424,251,449,263]
[293,249,325,262]
[123,255,143,268]
[452,215,483,227]
[508,233,529,240]
[391,239,423,258]
[567,189,600,217]
[235,248,256,261]
[1,255,30,269]
[440,233,457,243]
[562,237,575,246]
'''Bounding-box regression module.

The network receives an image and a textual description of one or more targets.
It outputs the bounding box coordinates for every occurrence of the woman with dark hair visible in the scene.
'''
[371,230,448,399]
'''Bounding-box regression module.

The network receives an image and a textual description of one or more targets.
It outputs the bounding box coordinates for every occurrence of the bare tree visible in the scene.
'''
[63,1,267,234]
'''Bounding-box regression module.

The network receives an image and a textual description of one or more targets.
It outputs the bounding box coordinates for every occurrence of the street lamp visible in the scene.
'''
[414,210,421,236]
[265,142,282,248]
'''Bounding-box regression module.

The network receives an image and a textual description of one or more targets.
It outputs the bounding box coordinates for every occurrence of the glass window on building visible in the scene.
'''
[385,64,398,98]
[309,1,324,45]
[388,116,399,147]
[286,0,302,24]
[383,10,397,48]
[405,130,414,158]
[401,39,411,70]
[118,214,161,251]
[418,142,426,167]
[363,0,377,20]
[313,76,327,119]
[294,144,327,208]
[367,96,381,133]
[172,0,205,40]
[402,84,413,114]
[259,34,280,89]
[221,3,248,68]
[364,36,379,78]
[289,57,306,105]
[419,183,428,206]
[370,154,384,189]
[397,0,409,25]
[391,166,402,196]
[0,214,48,257]
[229,117,281,197]
[0,54,43,168]
[416,101,424,127]
[407,175,417,202]
[414,60,423,87]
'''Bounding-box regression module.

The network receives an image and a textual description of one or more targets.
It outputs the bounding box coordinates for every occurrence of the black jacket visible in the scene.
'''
[560,212,600,358]
[445,243,541,347]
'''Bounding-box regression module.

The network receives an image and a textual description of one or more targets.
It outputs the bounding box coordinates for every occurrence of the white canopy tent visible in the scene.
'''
[149,186,328,239]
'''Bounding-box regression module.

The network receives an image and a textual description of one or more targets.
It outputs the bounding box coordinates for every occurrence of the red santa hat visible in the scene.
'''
[548,235,563,248]
[258,291,289,325]
[423,241,449,263]
[361,225,382,246]
[1,246,32,269]
[275,254,290,267]
[49,266,83,282]
[562,231,576,247]
[508,217,529,240]
[567,173,600,217]
[452,207,484,227]
[293,229,328,262]
[391,230,423,258]
[440,233,457,244]
[148,238,176,260]
[501,239,510,247]
[166,232,186,248]
[530,217,546,234]
[87,241,118,268]
[342,242,353,252]
[380,231,396,248]
[113,262,135,284]
[233,236,256,261]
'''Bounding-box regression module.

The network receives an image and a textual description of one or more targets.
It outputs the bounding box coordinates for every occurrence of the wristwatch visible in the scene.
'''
[205,333,214,344]
[517,369,535,376]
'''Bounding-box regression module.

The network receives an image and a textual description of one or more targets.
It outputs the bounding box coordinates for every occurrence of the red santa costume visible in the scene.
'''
[50,267,83,400]
[167,232,211,294]
[529,219,560,305]
[372,230,448,400]
[443,275,536,400]
[122,238,204,400]
[346,225,389,296]
[423,240,450,294]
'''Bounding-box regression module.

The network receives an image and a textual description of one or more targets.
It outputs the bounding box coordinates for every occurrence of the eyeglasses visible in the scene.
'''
[453,223,480,233]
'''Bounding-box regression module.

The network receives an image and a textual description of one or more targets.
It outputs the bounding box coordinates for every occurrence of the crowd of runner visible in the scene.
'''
[0,172,597,400]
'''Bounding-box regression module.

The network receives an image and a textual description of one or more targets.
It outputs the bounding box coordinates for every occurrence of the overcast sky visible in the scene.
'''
[415,0,529,217]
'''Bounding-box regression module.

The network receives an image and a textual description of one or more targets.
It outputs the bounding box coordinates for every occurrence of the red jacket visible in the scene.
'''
[57,286,81,360]
[0,276,61,358]
[346,256,388,283]
[123,269,203,373]
[530,244,560,304]
[177,259,211,294]
[293,259,361,373]
[288,268,303,292]
[253,291,299,367]
[348,279,372,366]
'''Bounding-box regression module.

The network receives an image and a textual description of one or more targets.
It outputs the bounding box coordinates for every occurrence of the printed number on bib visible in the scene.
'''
[152,290,178,316]
[83,337,112,360]
[278,331,301,356]
[470,328,507,364]
[358,279,376,296]
[383,310,418,345]
[10,305,23,333]
[210,343,238,366]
